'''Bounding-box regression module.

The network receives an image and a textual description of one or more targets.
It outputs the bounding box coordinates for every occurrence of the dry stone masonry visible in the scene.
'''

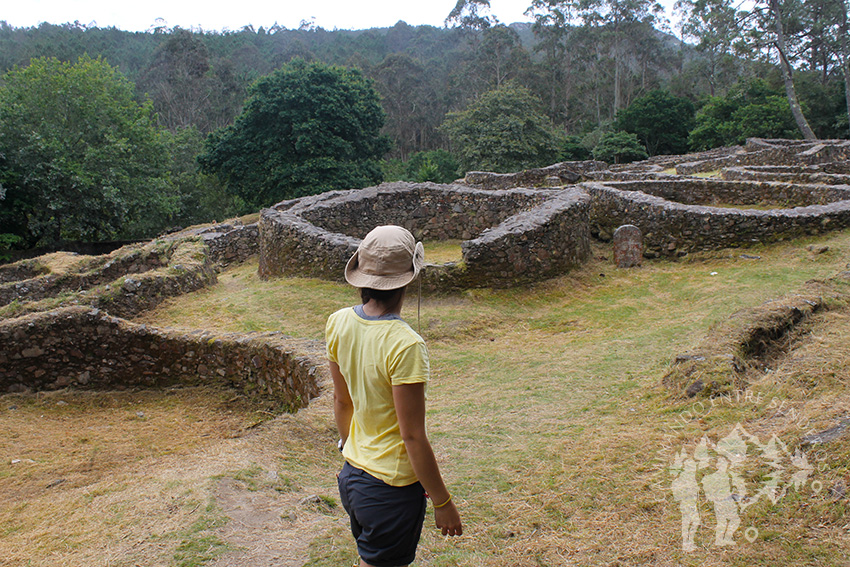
[0,306,322,408]
[584,179,850,257]
[0,219,320,399]
[0,238,217,320]
[4,137,850,399]
[175,220,259,266]
[259,182,591,289]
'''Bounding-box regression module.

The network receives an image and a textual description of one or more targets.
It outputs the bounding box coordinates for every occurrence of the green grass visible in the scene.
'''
[691,169,722,178]
[171,501,230,567]
[134,230,850,565]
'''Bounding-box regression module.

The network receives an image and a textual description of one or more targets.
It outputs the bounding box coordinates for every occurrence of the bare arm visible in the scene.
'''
[393,382,463,536]
[330,361,353,445]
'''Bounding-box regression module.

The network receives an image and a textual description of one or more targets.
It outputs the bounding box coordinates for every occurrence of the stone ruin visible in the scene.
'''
[3,137,850,396]
[258,137,850,285]
[0,222,323,406]
[258,183,591,290]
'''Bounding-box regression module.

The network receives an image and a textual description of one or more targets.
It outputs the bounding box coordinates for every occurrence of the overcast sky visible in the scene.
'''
[3,0,679,34]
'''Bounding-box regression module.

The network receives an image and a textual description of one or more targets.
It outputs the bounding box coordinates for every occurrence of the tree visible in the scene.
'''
[675,0,742,96]
[579,0,665,114]
[592,130,649,163]
[198,59,391,208]
[164,126,247,228]
[445,0,498,32]
[138,28,245,135]
[0,55,173,247]
[405,150,461,184]
[688,79,800,149]
[767,0,817,138]
[614,90,695,155]
[440,83,562,172]
[372,54,435,160]
[477,25,528,88]
[737,0,817,139]
[526,0,579,124]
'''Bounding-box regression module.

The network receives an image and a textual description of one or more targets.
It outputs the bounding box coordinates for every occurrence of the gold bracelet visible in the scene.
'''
[434,494,452,509]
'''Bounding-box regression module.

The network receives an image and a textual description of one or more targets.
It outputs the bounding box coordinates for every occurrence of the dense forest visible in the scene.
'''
[1,0,849,251]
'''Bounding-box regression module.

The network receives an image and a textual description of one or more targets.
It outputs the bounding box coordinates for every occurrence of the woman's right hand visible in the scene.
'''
[434,500,463,536]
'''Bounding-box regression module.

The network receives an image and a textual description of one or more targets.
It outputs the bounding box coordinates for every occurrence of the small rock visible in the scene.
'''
[299,494,322,506]
[710,271,718,276]
[54,376,72,387]
[136,411,145,418]
[686,380,704,397]
[807,245,829,254]
[45,478,66,489]
[56,401,68,407]
[801,418,850,446]
[21,347,45,358]
[740,254,761,260]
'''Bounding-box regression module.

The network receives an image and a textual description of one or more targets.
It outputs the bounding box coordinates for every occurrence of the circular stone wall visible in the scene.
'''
[584,179,850,257]
[258,182,591,290]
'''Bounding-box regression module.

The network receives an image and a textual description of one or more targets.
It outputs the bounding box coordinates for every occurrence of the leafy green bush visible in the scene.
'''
[381,150,461,184]
[405,150,461,183]
[199,59,391,208]
[688,79,800,150]
[440,82,561,173]
[0,55,173,246]
[592,131,649,164]
[558,135,592,161]
[0,233,23,261]
[615,90,695,156]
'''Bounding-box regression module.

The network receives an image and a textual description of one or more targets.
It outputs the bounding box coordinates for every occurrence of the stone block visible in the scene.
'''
[613,225,643,268]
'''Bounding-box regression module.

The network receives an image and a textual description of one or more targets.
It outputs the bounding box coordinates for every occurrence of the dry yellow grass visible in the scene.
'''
[35,252,89,275]
[424,240,464,264]
[4,231,850,566]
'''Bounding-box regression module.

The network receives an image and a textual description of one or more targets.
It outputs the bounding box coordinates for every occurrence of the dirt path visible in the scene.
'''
[209,478,321,567]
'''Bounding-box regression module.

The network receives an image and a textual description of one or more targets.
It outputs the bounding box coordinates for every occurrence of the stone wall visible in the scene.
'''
[258,182,592,289]
[290,182,548,240]
[463,161,608,189]
[175,222,259,265]
[721,166,850,185]
[675,139,850,175]
[258,210,359,282]
[0,258,48,284]
[460,188,591,286]
[0,306,323,409]
[0,242,168,307]
[0,238,217,320]
[584,180,850,257]
[610,179,850,208]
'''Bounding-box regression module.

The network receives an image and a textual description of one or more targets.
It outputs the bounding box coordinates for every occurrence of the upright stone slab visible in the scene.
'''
[613,224,643,268]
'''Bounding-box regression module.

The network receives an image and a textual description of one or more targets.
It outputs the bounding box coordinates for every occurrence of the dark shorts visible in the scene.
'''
[337,461,427,567]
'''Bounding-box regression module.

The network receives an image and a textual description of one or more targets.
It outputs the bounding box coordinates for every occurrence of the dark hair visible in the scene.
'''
[360,286,405,312]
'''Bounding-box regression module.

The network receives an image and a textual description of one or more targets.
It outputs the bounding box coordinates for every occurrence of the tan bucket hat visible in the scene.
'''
[344,225,425,290]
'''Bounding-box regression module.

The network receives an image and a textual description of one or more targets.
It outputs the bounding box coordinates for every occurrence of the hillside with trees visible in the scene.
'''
[1,0,849,252]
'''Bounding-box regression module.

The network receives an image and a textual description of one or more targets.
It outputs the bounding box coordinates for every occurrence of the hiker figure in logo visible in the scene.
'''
[671,449,701,552]
[701,455,743,546]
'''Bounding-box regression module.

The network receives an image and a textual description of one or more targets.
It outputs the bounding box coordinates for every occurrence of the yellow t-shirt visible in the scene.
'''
[326,306,429,486]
